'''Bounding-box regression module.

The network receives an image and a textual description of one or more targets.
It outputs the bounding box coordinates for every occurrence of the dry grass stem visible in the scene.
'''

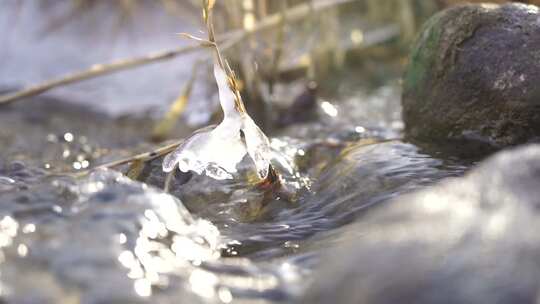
[0,0,355,106]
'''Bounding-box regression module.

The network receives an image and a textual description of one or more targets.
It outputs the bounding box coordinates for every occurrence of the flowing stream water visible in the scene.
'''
[0,2,473,303]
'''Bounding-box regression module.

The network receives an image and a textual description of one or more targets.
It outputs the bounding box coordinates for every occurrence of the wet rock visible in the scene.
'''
[403,3,540,147]
[303,144,540,304]
[276,82,319,128]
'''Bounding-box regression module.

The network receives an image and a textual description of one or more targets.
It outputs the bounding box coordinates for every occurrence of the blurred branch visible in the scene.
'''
[268,1,288,95]
[0,0,356,106]
[273,24,401,82]
[80,139,184,176]
[0,45,203,106]
[151,61,201,142]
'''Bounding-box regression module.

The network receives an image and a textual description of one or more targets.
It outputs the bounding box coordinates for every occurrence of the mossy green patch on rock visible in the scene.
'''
[403,13,442,92]
[402,3,540,147]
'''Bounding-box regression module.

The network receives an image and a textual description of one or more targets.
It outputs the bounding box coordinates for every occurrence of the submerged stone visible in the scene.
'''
[403,3,540,147]
[303,144,540,304]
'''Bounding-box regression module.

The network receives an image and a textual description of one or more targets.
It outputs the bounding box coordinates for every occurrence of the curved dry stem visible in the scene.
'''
[0,0,355,106]
[66,139,184,177]
[0,46,201,106]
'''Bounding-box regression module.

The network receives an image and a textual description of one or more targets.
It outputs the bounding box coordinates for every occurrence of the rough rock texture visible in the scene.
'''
[403,3,540,147]
[302,144,540,304]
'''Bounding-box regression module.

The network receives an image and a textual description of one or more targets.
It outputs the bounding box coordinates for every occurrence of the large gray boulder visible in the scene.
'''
[403,3,540,147]
[302,144,540,303]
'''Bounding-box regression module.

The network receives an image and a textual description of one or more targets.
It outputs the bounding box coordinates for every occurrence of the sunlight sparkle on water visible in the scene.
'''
[321,101,338,117]
[118,233,127,244]
[0,216,18,247]
[17,244,28,257]
[115,191,222,300]
[218,287,233,303]
[63,132,74,142]
[22,223,36,234]
[134,279,152,297]
[189,269,219,299]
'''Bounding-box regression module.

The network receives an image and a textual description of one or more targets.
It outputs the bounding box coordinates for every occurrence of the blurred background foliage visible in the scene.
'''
[2,0,539,138]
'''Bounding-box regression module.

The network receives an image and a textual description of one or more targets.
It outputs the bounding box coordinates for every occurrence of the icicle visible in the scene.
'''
[162,63,272,180]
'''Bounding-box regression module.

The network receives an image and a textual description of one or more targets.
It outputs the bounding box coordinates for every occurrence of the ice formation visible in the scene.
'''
[162,63,271,180]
